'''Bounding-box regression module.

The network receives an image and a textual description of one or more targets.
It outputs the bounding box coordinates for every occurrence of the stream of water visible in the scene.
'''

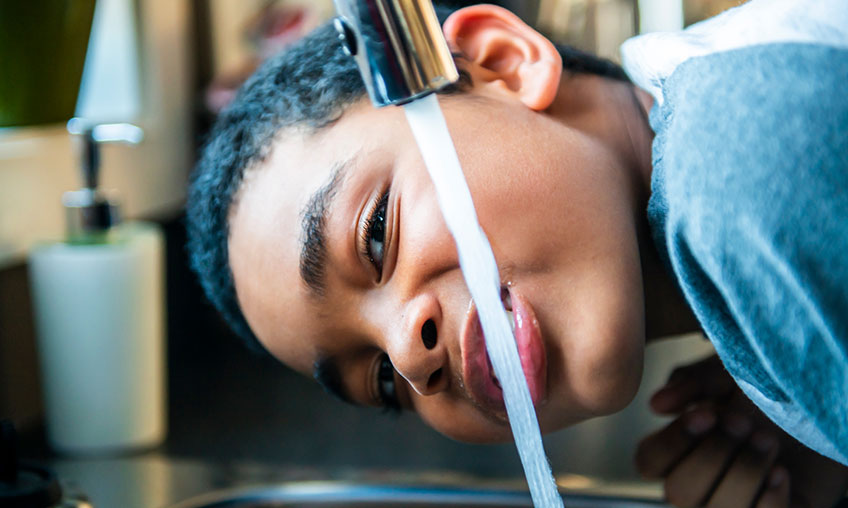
[403,93,564,508]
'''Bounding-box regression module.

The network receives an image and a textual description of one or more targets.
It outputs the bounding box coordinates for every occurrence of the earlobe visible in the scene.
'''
[443,5,562,111]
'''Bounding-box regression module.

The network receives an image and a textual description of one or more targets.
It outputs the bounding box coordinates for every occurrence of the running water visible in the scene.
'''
[404,93,564,508]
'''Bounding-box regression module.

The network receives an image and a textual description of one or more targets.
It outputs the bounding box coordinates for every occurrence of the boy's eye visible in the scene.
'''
[362,190,389,278]
[376,353,400,413]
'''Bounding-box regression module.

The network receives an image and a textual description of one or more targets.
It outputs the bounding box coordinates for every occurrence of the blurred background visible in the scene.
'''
[0,0,736,506]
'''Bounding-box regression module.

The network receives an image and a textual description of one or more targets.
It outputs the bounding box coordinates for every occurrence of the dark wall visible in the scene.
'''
[0,263,43,427]
[437,0,540,24]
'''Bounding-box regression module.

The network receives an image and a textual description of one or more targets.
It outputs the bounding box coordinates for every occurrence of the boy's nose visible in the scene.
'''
[387,294,449,396]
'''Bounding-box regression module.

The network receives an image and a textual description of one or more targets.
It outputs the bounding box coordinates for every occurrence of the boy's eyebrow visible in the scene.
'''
[299,158,352,297]
[313,354,352,404]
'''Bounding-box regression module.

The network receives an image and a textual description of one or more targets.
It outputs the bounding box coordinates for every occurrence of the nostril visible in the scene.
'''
[427,368,443,390]
[421,319,437,349]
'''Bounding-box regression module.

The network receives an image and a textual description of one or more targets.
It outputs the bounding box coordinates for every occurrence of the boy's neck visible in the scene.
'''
[639,223,701,341]
[550,74,699,340]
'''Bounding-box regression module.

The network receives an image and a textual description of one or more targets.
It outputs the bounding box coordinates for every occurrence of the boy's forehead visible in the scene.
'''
[265,103,396,171]
[229,142,335,349]
[235,101,404,256]
[230,108,393,364]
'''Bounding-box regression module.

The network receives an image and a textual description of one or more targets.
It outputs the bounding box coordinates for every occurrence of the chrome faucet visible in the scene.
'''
[333,0,460,107]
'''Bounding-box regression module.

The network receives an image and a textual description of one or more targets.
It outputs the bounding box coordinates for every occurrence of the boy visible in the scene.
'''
[187,1,848,506]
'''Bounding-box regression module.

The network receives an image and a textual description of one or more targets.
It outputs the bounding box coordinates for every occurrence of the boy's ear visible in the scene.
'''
[443,4,562,111]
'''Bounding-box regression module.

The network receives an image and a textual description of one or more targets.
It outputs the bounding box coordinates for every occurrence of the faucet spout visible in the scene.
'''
[333,0,459,107]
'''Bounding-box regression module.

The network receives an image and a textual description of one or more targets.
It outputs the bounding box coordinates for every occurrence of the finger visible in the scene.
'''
[705,433,779,508]
[635,407,717,479]
[719,411,754,441]
[664,432,740,508]
[754,466,790,508]
[651,375,704,414]
[651,356,734,414]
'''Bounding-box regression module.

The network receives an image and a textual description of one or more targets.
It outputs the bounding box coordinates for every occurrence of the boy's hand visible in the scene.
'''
[635,354,848,508]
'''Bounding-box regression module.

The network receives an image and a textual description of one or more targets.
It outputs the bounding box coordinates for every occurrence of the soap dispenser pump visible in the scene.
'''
[28,120,166,455]
[61,119,142,244]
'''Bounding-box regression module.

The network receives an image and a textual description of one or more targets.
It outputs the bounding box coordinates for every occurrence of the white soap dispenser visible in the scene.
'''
[28,120,166,455]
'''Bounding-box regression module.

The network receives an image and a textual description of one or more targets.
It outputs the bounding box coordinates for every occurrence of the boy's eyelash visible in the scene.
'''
[359,189,389,271]
[376,353,401,414]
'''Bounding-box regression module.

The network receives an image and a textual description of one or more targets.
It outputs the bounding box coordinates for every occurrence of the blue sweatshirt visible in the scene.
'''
[647,42,848,464]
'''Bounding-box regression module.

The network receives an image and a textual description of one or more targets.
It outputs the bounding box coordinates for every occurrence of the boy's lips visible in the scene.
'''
[460,287,547,417]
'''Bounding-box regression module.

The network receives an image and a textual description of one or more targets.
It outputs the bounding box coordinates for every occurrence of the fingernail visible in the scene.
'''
[649,390,678,412]
[662,377,686,392]
[649,390,669,408]
[752,431,778,453]
[686,411,716,435]
[722,413,752,438]
[769,466,787,488]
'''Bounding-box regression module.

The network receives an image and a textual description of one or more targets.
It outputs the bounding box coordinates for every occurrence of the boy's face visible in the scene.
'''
[229,93,647,442]
[228,5,650,443]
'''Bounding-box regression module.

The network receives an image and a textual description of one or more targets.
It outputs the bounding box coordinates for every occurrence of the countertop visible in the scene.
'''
[22,326,714,507]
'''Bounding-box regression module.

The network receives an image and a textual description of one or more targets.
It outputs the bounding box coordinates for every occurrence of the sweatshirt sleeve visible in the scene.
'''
[647,42,848,464]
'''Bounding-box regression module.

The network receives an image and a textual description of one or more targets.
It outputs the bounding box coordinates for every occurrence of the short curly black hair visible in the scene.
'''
[186,10,628,354]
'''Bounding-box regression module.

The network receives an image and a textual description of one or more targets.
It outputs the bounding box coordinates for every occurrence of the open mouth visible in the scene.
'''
[460,285,547,417]
[485,287,514,390]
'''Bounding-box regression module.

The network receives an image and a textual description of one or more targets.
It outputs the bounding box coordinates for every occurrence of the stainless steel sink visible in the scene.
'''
[170,483,668,508]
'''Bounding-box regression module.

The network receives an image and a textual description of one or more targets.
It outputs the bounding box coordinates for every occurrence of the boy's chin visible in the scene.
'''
[541,374,643,433]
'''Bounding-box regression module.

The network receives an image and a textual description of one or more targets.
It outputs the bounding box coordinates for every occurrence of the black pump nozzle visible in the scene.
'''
[63,119,144,242]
